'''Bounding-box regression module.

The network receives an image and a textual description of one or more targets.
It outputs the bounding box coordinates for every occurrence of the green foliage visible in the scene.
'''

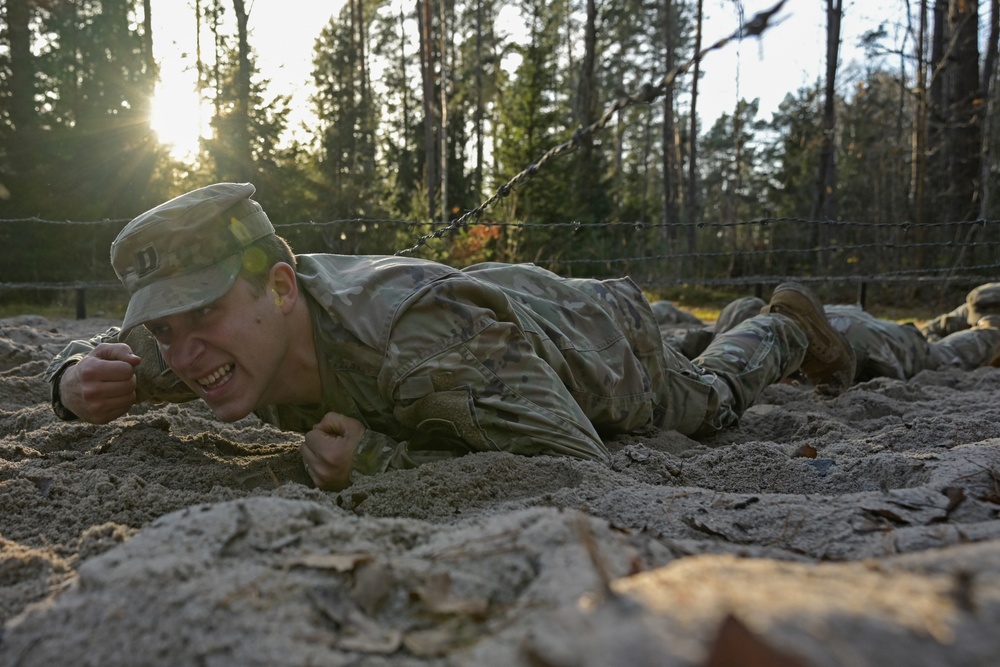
[1,0,999,303]
[759,85,824,219]
[3,0,176,219]
[311,6,381,222]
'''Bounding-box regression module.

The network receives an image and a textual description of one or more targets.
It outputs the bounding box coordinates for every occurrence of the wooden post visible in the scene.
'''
[76,287,87,320]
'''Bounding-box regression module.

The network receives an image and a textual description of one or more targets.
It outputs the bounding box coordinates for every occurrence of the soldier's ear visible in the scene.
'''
[268,262,297,312]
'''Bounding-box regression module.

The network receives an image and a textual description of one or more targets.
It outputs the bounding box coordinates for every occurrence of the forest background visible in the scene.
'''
[0,0,998,316]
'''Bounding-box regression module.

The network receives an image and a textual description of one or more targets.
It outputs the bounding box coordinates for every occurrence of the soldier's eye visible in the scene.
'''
[146,323,169,339]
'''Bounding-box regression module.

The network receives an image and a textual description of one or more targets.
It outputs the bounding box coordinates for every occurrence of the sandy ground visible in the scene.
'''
[2,313,1000,666]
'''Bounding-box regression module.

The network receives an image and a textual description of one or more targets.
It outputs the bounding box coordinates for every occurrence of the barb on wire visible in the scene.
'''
[395,0,790,256]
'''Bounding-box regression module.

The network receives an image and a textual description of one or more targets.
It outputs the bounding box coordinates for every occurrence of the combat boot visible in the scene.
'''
[762,283,856,396]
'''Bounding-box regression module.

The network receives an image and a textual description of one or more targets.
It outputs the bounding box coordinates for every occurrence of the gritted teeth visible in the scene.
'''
[197,364,233,387]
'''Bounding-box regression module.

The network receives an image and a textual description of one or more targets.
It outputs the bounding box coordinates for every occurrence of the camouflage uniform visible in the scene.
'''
[920,283,1000,340]
[696,295,1000,382]
[826,304,1000,381]
[48,256,810,477]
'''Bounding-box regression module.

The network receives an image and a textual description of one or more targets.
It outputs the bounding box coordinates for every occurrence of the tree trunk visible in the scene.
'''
[141,0,156,87]
[943,0,981,221]
[231,0,253,181]
[686,0,703,255]
[924,0,946,224]
[357,0,369,104]
[980,0,1000,218]
[418,0,438,219]
[577,0,598,224]
[661,0,678,242]
[474,0,484,203]
[4,0,36,201]
[439,0,448,223]
[911,0,929,229]
[399,6,410,159]
[812,0,841,225]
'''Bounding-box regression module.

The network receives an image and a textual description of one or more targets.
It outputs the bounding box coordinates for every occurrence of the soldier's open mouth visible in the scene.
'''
[197,363,233,391]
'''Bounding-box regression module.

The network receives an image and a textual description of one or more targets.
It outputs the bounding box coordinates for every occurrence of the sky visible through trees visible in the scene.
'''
[147,0,900,158]
[1,0,997,302]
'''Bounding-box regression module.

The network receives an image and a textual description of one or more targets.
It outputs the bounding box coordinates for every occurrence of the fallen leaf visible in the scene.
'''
[288,552,374,572]
[792,444,817,459]
[703,614,811,667]
[412,572,489,618]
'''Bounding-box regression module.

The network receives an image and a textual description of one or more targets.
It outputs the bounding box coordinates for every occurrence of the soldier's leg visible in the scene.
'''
[714,296,766,334]
[666,313,807,436]
[653,312,808,437]
[659,284,854,437]
[928,322,1000,370]
[825,306,927,380]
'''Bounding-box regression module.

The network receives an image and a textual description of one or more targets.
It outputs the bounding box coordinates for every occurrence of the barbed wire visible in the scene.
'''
[3,212,998,296]
[392,0,790,256]
[545,239,1000,265]
[7,215,997,232]
[0,281,121,290]
[8,265,997,294]
[0,217,130,226]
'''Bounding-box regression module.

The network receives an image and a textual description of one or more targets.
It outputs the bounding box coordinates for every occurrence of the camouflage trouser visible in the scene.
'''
[920,283,1000,340]
[663,313,808,436]
[826,305,1000,381]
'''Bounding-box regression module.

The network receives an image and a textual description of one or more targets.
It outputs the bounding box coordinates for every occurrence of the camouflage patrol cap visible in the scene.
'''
[966,283,1000,325]
[111,182,275,336]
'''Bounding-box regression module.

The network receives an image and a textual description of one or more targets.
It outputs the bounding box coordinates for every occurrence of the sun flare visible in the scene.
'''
[149,79,206,161]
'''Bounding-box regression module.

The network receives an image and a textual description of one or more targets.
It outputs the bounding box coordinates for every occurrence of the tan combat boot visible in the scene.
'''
[762,283,856,396]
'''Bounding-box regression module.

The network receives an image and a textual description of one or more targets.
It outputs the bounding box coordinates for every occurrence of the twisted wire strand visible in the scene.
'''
[393,0,791,256]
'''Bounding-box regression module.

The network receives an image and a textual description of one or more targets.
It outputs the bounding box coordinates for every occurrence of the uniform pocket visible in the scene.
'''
[395,385,497,453]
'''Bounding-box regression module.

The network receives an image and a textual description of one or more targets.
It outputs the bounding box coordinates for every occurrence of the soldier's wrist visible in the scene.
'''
[50,363,80,421]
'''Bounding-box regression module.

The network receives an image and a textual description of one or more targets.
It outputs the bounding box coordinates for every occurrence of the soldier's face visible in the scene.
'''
[144,277,293,422]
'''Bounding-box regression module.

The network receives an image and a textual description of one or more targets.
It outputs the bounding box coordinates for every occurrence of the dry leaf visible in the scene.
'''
[288,552,374,572]
[703,614,810,667]
[412,572,489,618]
[403,617,481,657]
[792,444,818,459]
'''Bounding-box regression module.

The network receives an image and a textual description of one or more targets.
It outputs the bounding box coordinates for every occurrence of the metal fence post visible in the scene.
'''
[76,287,87,320]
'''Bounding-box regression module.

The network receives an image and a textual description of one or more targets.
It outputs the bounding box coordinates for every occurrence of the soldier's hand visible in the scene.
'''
[301,411,366,491]
[59,343,142,424]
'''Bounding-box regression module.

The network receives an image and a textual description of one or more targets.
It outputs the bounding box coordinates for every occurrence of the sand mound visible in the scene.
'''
[1,315,999,666]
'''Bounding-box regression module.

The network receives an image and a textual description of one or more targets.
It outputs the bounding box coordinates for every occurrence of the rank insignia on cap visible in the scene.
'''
[135,245,159,277]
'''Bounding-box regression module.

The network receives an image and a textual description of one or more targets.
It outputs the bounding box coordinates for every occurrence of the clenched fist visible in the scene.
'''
[58,343,141,424]
[300,411,366,491]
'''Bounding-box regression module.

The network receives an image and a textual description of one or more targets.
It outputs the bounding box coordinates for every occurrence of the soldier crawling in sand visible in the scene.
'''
[654,284,1000,383]
[45,183,1000,492]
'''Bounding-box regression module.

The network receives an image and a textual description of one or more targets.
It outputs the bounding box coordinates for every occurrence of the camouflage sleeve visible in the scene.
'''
[348,294,614,476]
[350,429,463,476]
[45,326,197,422]
[251,404,480,478]
[373,286,612,472]
[44,327,122,384]
[920,304,970,341]
[45,328,123,421]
